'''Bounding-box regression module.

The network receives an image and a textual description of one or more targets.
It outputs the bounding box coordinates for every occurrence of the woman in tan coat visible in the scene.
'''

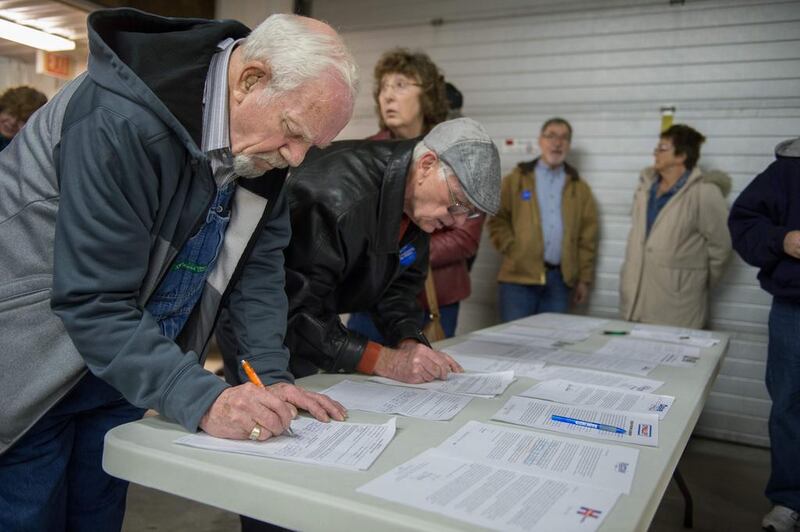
[619,124,732,329]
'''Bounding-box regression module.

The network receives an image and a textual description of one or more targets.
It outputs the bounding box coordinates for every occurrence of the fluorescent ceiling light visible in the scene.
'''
[0,18,75,51]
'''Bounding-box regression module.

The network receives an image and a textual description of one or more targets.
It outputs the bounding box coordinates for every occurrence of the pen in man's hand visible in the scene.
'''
[241,359,296,437]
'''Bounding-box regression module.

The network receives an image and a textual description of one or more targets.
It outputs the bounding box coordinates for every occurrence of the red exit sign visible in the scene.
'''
[36,51,72,79]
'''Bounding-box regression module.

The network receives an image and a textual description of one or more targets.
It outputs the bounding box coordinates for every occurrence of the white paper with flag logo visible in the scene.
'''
[437,421,639,494]
[492,396,660,447]
[357,449,619,532]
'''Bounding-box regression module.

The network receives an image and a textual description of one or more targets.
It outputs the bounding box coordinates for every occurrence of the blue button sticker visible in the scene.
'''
[521,189,532,201]
[399,243,417,266]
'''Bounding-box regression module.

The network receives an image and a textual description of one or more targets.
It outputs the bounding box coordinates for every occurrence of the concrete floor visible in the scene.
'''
[121,436,772,532]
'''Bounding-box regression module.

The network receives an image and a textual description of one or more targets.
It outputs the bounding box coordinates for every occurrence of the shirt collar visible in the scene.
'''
[656,169,691,195]
[201,37,242,156]
[535,159,565,179]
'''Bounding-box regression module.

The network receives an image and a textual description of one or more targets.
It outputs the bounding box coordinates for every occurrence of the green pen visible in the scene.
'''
[602,330,628,335]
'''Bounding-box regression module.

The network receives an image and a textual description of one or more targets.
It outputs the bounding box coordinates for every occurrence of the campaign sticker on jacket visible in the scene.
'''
[521,189,532,201]
[399,243,417,266]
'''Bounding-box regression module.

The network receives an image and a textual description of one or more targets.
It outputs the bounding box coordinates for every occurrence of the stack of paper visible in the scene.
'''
[470,330,562,348]
[519,379,675,419]
[630,323,719,348]
[443,338,549,375]
[515,313,609,332]
[596,337,701,367]
[446,338,658,377]
[369,370,515,397]
[320,380,472,420]
[492,396,660,447]
[442,338,521,358]
[475,324,591,343]
[522,365,664,392]
[358,449,619,531]
[437,421,640,494]
[174,416,396,471]
[447,353,546,375]
[532,349,657,376]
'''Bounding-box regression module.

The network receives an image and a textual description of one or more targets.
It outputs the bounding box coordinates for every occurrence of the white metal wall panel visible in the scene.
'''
[215,0,292,28]
[0,56,72,98]
[316,0,800,446]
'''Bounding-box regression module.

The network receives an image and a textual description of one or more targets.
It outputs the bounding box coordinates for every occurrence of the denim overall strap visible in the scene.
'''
[146,182,236,339]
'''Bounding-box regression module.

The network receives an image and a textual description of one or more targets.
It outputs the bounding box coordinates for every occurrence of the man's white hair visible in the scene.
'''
[413,141,454,181]
[242,14,359,101]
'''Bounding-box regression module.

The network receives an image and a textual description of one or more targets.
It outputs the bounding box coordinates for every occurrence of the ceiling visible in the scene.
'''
[0,0,97,61]
[0,0,216,61]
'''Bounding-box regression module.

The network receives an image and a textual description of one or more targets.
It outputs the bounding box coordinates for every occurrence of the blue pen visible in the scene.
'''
[551,415,626,434]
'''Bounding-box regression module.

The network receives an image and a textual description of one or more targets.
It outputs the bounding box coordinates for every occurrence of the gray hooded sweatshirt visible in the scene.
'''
[0,8,293,454]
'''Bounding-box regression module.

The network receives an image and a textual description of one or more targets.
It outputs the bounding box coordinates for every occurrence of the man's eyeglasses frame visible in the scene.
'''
[444,176,481,220]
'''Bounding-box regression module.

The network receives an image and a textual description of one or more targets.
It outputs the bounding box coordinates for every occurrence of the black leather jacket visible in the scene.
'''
[284,139,431,377]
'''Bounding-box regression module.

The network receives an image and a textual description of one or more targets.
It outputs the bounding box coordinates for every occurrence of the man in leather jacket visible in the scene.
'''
[222,118,500,384]
[289,117,501,383]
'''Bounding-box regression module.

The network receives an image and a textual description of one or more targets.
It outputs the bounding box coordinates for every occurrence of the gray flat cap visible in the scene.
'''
[422,117,501,215]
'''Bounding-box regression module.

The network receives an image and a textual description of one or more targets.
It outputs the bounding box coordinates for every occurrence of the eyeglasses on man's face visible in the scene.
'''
[379,78,422,95]
[653,143,674,154]
[445,176,481,219]
[541,132,571,143]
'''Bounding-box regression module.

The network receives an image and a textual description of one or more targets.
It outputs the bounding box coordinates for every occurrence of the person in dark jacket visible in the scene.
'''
[229,118,500,384]
[0,9,357,531]
[728,138,800,532]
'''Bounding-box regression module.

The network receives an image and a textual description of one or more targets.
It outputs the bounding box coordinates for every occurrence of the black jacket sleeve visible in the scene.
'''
[284,200,369,373]
[728,160,792,270]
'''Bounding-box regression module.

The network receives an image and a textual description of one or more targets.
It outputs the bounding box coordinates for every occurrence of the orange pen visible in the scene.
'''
[241,359,264,387]
[241,359,295,437]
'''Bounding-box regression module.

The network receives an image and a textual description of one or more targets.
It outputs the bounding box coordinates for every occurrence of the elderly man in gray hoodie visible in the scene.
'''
[0,9,356,531]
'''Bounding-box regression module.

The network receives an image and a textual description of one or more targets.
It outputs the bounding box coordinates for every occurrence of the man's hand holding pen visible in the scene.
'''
[198,382,296,441]
[198,360,347,442]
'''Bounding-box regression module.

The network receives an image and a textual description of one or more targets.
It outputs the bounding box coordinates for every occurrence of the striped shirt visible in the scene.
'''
[202,37,243,187]
[144,39,242,338]
[535,159,566,265]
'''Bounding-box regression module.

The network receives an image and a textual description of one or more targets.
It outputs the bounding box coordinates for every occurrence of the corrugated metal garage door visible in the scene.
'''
[315,0,800,446]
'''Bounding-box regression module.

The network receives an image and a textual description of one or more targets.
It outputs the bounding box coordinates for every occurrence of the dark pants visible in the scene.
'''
[0,372,145,532]
[347,302,460,343]
[240,515,292,531]
[497,269,571,323]
[765,297,800,512]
